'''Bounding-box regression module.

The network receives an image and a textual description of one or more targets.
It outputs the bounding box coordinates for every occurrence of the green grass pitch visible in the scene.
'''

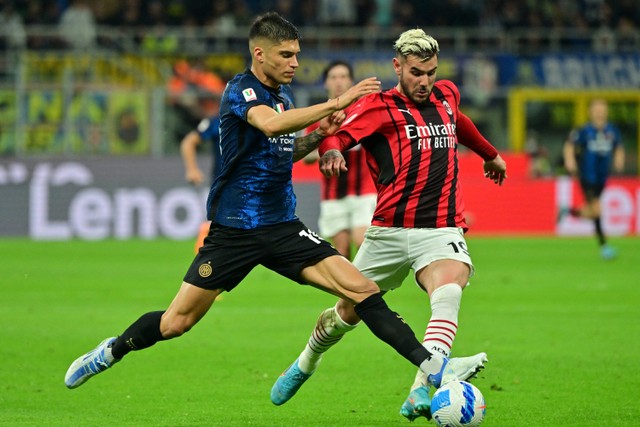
[1,236,639,426]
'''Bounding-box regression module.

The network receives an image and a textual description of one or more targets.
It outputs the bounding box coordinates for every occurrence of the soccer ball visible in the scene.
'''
[430,380,486,427]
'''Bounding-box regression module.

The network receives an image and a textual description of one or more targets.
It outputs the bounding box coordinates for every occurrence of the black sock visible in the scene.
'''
[111,311,166,359]
[354,293,432,367]
[594,217,606,246]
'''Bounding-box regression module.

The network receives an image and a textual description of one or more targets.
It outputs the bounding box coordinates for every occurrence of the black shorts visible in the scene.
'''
[183,219,340,291]
[579,179,605,201]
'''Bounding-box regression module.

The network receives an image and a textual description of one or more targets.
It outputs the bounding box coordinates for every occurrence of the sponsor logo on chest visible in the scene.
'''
[404,122,458,150]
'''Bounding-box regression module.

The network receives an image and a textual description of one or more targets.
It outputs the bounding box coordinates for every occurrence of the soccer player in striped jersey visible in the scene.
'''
[562,99,625,260]
[64,14,487,404]
[304,60,377,259]
[271,28,506,421]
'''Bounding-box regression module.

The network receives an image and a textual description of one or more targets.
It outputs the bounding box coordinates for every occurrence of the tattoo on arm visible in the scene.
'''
[293,130,324,162]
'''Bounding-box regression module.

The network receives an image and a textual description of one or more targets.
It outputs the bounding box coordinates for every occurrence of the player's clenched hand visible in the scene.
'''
[335,77,381,110]
[483,154,507,186]
[319,149,347,177]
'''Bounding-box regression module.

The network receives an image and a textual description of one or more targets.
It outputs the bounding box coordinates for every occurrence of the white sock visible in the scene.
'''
[297,305,358,374]
[411,283,462,390]
[418,351,446,381]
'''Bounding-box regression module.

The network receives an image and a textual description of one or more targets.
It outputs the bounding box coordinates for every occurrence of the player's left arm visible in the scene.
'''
[612,128,625,174]
[456,112,507,186]
[613,145,625,174]
[483,154,508,186]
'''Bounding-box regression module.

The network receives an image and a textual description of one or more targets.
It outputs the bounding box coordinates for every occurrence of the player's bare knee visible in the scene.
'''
[336,298,360,324]
[161,314,195,338]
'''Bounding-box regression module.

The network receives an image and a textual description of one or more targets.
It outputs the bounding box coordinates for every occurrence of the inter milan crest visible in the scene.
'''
[198,262,213,277]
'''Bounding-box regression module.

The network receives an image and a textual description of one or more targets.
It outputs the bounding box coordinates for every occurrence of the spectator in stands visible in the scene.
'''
[209,0,237,35]
[317,0,357,26]
[230,0,253,27]
[120,0,143,27]
[369,0,392,28]
[392,0,417,28]
[0,2,26,49]
[616,16,637,52]
[59,0,97,49]
[140,1,179,54]
[272,0,306,25]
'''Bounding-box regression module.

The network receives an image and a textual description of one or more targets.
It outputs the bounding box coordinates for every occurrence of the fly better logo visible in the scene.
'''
[404,122,457,150]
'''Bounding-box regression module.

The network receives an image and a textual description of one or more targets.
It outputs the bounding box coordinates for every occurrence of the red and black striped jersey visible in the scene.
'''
[320,80,469,230]
[306,117,376,201]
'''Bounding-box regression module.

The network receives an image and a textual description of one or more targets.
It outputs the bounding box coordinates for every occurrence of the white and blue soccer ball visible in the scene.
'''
[431,380,486,427]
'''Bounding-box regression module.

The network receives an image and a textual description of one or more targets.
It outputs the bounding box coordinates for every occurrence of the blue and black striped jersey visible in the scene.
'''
[206,70,297,229]
[569,123,622,185]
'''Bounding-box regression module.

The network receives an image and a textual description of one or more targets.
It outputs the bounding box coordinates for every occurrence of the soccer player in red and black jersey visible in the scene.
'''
[271,28,506,421]
[304,60,377,259]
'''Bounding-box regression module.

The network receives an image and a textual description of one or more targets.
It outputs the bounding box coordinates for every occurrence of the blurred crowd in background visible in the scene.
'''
[0,0,638,167]
[0,0,639,50]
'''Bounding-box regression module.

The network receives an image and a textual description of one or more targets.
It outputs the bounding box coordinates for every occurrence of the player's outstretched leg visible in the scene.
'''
[270,306,357,405]
[65,337,119,389]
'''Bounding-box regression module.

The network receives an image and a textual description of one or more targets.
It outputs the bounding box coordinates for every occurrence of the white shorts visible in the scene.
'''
[317,194,377,238]
[352,226,474,292]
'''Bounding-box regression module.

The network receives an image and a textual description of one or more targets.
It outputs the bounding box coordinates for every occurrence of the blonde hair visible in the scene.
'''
[393,29,440,61]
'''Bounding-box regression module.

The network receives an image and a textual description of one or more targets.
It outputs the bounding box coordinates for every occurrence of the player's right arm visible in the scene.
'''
[318,133,356,177]
[563,131,578,176]
[180,130,205,185]
[246,77,381,137]
[317,95,381,177]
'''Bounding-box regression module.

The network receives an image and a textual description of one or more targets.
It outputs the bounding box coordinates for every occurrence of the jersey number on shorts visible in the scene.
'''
[447,241,469,255]
[299,229,322,244]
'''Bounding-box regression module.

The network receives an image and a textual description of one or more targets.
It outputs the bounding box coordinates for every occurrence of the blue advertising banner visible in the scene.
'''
[529,54,640,88]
